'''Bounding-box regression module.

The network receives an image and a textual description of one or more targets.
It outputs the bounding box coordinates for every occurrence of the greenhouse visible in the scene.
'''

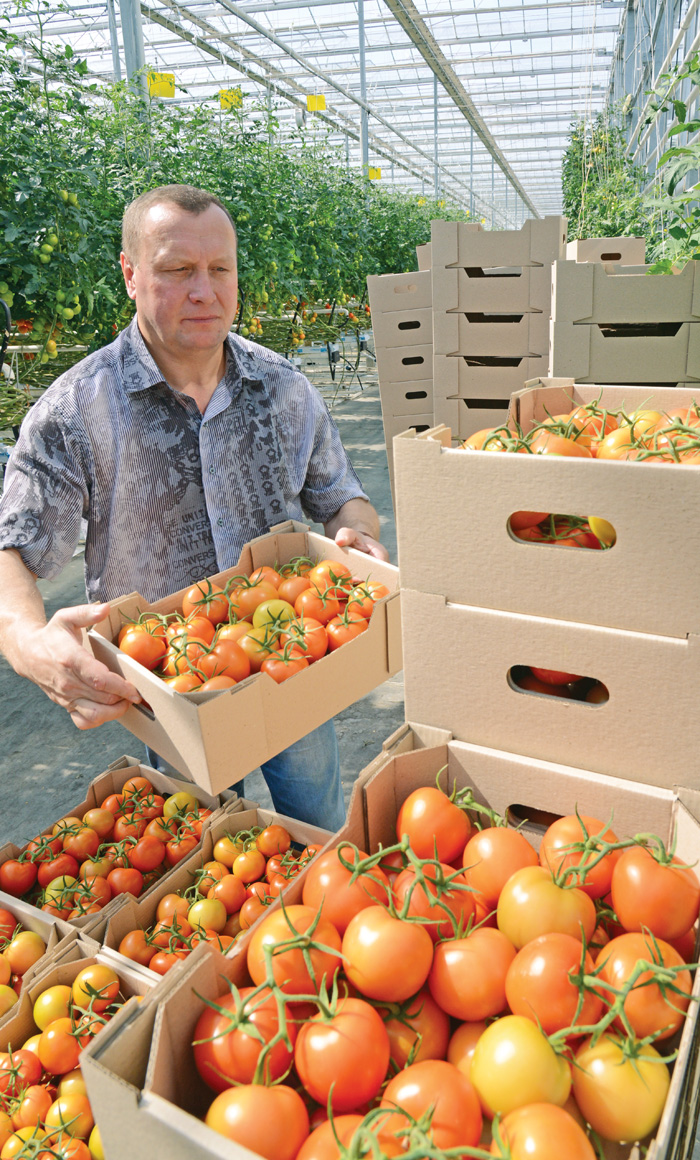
[0,1,700,1159]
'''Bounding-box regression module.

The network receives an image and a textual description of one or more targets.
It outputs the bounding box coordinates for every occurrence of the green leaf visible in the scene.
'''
[667,121,700,137]
[672,100,687,121]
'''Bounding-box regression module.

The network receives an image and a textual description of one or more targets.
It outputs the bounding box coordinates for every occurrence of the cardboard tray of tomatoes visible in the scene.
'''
[392,382,700,639]
[95,805,332,981]
[78,728,700,1160]
[0,756,237,933]
[87,521,402,795]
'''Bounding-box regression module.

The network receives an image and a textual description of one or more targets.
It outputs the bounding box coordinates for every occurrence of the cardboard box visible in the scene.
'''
[0,756,229,931]
[371,306,432,349]
[366,270,431,313]
[0,892,76,995]
[79,773,374,1160]
[81,731,700,1160]
[551,260,700,323]
[88,523,402,794]
[382,413,434,484]
[566,237,646,264]
[433,352,549,399]
[375,342,433,383]
[432,395,510,441]
[378,379,433,416]
[98,805,331,974]
[393,381,700,638]
[432,264,551,314]
[431,217,567,270]
[401,586,700,787]
[416,242,431,270]
[434,310,550,358]
[549,317,700,382]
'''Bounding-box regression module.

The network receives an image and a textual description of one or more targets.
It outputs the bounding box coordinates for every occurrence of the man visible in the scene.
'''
[0,184,388,829]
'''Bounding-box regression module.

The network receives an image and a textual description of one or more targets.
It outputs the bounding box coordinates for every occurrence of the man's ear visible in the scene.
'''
[120,251,137,301]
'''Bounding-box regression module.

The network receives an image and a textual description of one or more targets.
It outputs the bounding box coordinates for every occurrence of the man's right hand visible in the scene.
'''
[19,602,142,730]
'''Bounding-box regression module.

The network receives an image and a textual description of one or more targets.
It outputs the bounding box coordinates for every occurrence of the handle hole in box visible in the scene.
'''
[133,700,156,721]
[465,312,523,325]
[401,355,425,366]
[600,252,622,261]
[464,356,523,368]
[394,284,417,296]
[509,665,608,705]
[397,320,422,331]
[507,513,616,550]
[405,390,428,401]
[506,802,563,833]
[465,267,522,279]
[596,322,682,339]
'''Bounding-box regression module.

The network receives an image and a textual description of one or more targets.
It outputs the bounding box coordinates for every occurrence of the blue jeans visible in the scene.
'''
[146,718,345,832]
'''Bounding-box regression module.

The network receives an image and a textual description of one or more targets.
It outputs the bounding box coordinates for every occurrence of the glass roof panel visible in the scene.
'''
[3,0,624,218]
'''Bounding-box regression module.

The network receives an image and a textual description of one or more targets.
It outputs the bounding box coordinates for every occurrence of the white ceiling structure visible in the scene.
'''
[5,0,628,221]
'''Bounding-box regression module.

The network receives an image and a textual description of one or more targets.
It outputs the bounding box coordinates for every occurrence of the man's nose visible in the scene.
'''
[188,269,216,302]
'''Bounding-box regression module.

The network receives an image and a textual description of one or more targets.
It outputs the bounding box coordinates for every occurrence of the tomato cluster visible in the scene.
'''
[0,778,213,918]
[118,557,389,691]
[191,784,700,1159]
[0,964,126,1159]
[117,824,322,975]
[465,397,700,465]
[0,912,48,1014]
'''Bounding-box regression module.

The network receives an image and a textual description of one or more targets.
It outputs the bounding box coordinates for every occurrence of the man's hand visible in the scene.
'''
[324,498,390,562]
[19,603,141,731]
[332,525,390,561]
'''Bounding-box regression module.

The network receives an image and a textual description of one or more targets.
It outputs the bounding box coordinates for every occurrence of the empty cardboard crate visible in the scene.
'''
[431,217,567,270]
[434,310,550,358]
[366,270,431,314]
[566,237,646,264]
[432,352,549,400]
[378,379,433,416]
[371,306,432,349]
[375,343,433,382]
[432,264,551,315]
[432,395,511,441]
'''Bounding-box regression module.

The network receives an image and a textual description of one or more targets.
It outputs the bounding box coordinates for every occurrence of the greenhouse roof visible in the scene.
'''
[5,0,625,220]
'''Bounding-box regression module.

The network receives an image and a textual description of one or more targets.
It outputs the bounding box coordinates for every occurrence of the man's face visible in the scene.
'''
[120,202,238,360]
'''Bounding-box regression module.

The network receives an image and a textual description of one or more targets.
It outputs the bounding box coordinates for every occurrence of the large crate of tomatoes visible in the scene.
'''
[88,521,401,795]
[0,756,234,932]
[78,722,700,1160]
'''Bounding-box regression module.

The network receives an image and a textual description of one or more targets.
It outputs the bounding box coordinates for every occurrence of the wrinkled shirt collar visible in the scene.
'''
[122,315,252,399]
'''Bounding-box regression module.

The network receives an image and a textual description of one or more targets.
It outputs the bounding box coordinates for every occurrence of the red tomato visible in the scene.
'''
[296,1115,403,1160]
[229,580,279,622]
[396,786,472,862]
[302,844,390,935]
[106,867,143,897]
[0,861,37,896]
[381,986,451,1068]
[38,1020,81,1076]
[193,985,297,1091]
[596,932,691,1040]
[380,1060,482,1151]
[198,639,250,683]
[207,875,247,915]
[119,627,166,670]
[255,825,291,858]
[429,927,516,1021]
[0,1050,42,1098]
[294,997,390,1112]
[539,814,620,899]
[165,834,198,867]
[62,827,100,862]
[610,846,700,939]
[393,862,475,942]
[280,617,328,663]
[529,431,592,458]
[325,613,369,650]
[530,667,582,685]
[260,649,309,682]
[294,584,342,626]
[182,580,230,625]
[462,826,538,909]
[505,933,603,1035]
[342,906,434,1001]
[491,1103,596,1159]
[118,930,157,968]
[247,906,342,994]
[37,855,80,890]
[204,1084,309,1160]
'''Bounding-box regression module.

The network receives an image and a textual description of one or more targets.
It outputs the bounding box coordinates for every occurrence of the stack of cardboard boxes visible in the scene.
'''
[550,259,700,384]
[430,217,566,439]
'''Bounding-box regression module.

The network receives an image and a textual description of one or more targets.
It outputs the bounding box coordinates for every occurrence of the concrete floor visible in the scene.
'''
[0,376,405,843]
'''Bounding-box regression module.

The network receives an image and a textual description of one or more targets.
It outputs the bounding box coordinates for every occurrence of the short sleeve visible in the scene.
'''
[0,396,88,579]
[298,385,368,524]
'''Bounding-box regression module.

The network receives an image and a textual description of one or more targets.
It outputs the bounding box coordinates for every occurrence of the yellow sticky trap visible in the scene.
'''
[219,87,242,110]
[368,166,382,180]
[306,94,326,111]
[147,72,175,98]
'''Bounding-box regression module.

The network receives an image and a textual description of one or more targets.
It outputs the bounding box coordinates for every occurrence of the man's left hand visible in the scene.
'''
[333,526,390,561]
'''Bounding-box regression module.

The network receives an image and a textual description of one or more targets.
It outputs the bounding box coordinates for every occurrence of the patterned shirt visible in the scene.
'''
[0,318,368,603]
